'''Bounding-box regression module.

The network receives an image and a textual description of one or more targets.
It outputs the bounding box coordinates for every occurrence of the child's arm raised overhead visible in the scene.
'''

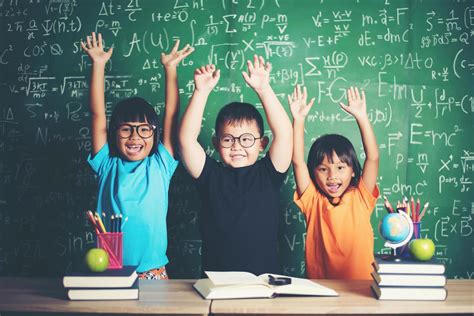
[288,85,315,196]
[81,32,113,155]
[178,64,220,178]
[339,87,379,192]
[160,40,194,158]
[242,55,293,172]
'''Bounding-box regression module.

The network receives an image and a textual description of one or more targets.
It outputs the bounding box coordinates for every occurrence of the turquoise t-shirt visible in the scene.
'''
[88,143,178,272]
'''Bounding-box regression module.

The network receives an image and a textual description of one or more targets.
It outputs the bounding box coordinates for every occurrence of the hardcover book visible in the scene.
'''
[67,279,139,301]
[371,282,447,301]
[63,265,138,288]
[371,270,446,287]
[373,254,445,275]
[193,271,338,300]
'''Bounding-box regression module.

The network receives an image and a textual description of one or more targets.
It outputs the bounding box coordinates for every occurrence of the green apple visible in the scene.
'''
[409,238,435,261]
[85,248,109,272]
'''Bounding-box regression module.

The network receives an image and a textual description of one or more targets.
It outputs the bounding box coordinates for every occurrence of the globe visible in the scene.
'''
[380,212,411,243]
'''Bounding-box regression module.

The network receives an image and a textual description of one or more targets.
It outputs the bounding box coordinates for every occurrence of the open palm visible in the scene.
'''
[288,85,315,120]
[81,32,113,65]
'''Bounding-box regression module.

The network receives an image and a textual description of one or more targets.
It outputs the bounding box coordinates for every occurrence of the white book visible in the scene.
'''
[371,282,447,301]
[193,271,338,300]
[371,270,447,287]
[67,280,139,301]
[63,266,138,288]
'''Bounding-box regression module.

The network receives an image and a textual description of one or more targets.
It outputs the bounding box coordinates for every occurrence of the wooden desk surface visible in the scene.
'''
[0,278,210,315]
[0,278,472,315]
[211,279,474,315]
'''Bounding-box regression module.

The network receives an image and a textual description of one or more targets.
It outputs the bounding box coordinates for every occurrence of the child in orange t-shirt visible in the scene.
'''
[288,85,380,280]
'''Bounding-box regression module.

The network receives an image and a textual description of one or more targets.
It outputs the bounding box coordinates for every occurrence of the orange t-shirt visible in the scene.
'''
[294,180,379,280]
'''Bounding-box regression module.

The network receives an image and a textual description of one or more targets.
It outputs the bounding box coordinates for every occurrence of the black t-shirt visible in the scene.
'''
[195,154,287,276]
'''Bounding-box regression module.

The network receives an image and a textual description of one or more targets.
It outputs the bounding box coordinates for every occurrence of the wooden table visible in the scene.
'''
[0,278,472,315]
[211,280,474,315]
[0,278,210,315]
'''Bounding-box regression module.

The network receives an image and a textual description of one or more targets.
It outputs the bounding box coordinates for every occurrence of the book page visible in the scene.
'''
[258,274,338,296]
[205,271,266,286]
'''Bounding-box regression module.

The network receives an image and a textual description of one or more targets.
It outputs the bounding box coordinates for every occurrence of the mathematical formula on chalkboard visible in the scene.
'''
[0,0,472,279]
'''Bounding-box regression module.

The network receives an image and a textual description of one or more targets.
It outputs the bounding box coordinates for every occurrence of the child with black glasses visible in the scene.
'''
[81,32,193,279]
[178,56,293,275]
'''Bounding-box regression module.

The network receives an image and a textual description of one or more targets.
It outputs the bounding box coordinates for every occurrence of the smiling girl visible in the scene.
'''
[81,32,193,279]
[289,85,380,280]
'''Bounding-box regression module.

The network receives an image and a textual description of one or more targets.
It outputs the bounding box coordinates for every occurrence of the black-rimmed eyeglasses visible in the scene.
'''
[218,133,262,148]
[116,123,156,139]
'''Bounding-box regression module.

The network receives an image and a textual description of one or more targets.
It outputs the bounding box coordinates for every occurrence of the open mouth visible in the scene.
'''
[327,183,342,194]
[125,144,144,154]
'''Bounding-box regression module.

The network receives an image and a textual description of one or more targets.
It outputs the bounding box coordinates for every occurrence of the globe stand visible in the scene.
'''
[381,210,414,261]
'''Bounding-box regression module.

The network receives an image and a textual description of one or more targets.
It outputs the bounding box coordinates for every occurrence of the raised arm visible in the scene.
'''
[178,64,220,178]
[81,32,113,155]
[242,55,293,172]
[160,40,194,158]
[339,87,379,192]
[288,85,315,196]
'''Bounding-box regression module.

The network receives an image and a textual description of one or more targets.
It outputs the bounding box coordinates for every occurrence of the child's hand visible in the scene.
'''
[339,87,367,119]
[288,85,315,121]
[81,32,113,65]
[161,39,194,68]
[194,64,220,92]
[242,55,271,92]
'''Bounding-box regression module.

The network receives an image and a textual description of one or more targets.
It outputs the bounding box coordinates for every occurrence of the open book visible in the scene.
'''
[193,271,338,300]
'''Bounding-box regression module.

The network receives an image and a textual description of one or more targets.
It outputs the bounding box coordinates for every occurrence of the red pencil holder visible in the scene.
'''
[97,232,123,269]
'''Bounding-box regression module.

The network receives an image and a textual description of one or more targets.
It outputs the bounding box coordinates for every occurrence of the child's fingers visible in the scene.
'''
[253,55,259,69]
[91,32,97,47]
[97,33,103,48]
[242,71,250,83]
[361,89,366,102]
[258,56,265,68]
[80,41,87,51]
[265,62,272,73]
[106,47,114,57]
[354,87,360,99]
[307,97,316,109]
[247,59,254,72]
[86,35,92,48]
[171,39,180,52]
[195,67,202,75]
[213,69,221,80]
[346,88,353,101]
[296,84,302,99]
[303,86,308,101]
[339,102,350,114]
[287,94,293,105]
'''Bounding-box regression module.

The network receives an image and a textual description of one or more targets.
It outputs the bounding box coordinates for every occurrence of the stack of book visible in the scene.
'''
[370,254,447,300]
[63,265,139,300]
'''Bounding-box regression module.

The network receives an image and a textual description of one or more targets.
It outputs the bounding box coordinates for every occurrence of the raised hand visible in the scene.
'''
[81,32,113,65]
[161,39,194,68]
[288,85,316,121]
[242,55,271,92]
[194,64,220,92]
[339,86,367,119]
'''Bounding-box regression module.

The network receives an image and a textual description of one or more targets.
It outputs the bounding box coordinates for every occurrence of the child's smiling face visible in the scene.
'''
[313,151,355,198]
[214,120,266,168]
[115,120,155,161]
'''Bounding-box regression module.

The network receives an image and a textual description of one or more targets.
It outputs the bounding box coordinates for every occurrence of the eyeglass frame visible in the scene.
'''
[116,123,157,139]
[217,133,263,148]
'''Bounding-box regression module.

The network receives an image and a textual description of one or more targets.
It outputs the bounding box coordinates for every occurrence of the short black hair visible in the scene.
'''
[108,97,160,156]
[307,134,362,190]
[215,102,264,137]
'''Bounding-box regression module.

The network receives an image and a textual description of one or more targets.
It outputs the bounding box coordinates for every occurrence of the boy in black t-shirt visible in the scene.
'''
[178,56,293,275]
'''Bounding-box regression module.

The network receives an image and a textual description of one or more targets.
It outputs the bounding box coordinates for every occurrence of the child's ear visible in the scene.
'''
[259,136,269,151]
[212,136,219,150]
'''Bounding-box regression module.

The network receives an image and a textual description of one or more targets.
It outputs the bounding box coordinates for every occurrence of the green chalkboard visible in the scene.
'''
[0,0,472,279]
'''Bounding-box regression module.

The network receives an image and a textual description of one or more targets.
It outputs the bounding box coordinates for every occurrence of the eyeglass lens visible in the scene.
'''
[117,124,155,139]
[219,133,257,148]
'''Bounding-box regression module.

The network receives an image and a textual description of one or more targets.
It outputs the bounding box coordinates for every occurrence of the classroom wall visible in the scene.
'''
[0,0,472,279]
